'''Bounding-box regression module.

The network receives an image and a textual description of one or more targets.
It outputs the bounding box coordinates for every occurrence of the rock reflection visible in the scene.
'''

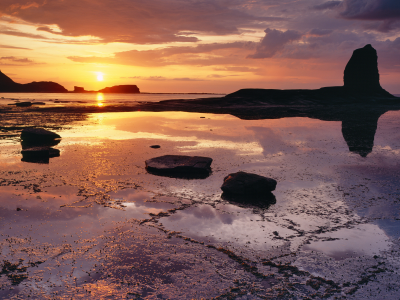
[221,192,276,209]
[341,112,380,157]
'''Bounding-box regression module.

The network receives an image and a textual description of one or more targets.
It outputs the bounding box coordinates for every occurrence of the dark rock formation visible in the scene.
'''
[0,70,68,93]
[74,86,85,93]
[21,147,60,164]
[221,172,277,196]
[145,155,212,179]
[21,128,61,143]
[197,44,392,104]
[150,145,161,149]
[99,85,140,93]
[344,44,381,92]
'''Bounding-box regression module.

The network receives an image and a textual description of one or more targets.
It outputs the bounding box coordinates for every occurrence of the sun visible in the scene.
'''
[96,72,104,81]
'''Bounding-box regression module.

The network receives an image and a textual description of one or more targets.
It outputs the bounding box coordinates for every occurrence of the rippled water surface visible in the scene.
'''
[1,110,400,299]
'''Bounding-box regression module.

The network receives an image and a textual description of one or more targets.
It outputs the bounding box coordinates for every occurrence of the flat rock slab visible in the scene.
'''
[145,155,212,179]
[21,128,61,142]
[221,171,277,196]
[21,147,60,164]
[15,102,32,107]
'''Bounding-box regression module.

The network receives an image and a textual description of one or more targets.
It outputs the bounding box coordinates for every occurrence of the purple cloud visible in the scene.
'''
[313,1,343,10]
[340,0,400,20]
[247,28,303,59]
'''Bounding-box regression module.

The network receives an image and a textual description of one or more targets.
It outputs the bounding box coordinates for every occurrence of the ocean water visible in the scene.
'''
[0,92,223,106]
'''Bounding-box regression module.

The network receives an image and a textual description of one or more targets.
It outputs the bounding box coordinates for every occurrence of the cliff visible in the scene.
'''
[0,71,68,93]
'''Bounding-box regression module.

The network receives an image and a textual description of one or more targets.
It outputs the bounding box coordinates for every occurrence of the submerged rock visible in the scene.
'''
[21,147,60,164]
[21,128,61,142]
[145,155,212,178]
[221,172,277,195]
[15,102,32,107]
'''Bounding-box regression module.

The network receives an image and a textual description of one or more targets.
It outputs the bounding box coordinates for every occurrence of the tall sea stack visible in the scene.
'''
[343,44,381,92]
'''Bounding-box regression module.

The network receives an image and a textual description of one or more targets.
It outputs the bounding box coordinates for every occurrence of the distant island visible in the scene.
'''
[0,71,140,94]
[73,85,140,94]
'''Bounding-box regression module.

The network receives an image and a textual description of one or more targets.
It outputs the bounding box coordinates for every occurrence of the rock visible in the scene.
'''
[145,155,212,178]
[150,145,161,149]
[221,172,277,195]
[21,147,60,164]
[15,102,32,107]
[74,86,85,93]
[21,128,61,142]
[344,44,382,92]
[98,85,140,93]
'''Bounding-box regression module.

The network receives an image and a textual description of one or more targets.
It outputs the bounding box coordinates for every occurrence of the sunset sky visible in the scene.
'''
[0,0,399,93]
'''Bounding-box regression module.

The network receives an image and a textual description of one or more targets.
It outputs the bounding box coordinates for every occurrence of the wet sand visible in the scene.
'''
[1,102,400,298]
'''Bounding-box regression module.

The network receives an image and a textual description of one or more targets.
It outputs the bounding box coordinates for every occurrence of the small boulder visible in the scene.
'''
[221,172,277,195]
[21,128,61,142]
[150,145,161,149]
[145,155,212,179]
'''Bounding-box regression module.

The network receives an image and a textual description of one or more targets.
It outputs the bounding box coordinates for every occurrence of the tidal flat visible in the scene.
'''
[1,103,400,299]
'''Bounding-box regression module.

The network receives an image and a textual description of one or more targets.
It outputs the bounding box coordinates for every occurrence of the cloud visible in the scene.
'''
[0,25,48,39]
[0,0,281,44]
[313,1,343,10]
[121,76,204,81]
[340,0,400,20]
[0,56,42,65]
[68,41,255,66]
[309,28,334,36]
[0,44,32,50]
[213,66,259,72]
[247,28,303,59]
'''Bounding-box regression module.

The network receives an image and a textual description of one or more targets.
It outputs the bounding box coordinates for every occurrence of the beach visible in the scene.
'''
[1,99,400,298]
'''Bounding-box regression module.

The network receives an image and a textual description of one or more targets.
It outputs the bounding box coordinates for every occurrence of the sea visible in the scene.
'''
[0,92,224,106]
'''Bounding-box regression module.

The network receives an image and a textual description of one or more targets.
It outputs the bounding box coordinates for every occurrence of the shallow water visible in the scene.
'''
[1,110,400,298]
[0,92,221,107]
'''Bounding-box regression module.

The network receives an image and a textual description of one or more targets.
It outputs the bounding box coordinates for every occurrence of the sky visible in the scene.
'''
[0,0,399,93]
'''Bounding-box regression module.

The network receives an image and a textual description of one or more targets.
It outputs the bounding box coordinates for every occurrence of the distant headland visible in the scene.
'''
[222,44,394,102]
[0,71,140,94]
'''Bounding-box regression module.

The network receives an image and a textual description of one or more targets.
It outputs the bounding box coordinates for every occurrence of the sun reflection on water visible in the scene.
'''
[96,93,104,107]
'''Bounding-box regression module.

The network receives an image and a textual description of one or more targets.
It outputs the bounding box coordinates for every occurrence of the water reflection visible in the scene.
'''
[2,109,400,298]
[96,92,104,107]
[141,102,392,157]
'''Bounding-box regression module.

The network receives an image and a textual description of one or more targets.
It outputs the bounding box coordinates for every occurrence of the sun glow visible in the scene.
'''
[96,72,104,81]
